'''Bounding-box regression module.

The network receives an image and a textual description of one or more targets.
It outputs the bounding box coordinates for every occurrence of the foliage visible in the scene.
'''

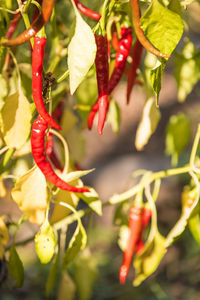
[0,0,200,299]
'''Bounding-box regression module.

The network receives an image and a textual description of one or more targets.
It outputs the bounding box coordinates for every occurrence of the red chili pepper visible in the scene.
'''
[108,27,132,94]
[119,205,143,285]
[1,0,55,46]
[73,0,101,21]
[6,12,21,40]
[94,34,109,135]
[130,0,170,58]
[31,115,89,193]
[32,36,61,130]
[142,207,152,227]
[126,38,143,104]
[88,28,132,131]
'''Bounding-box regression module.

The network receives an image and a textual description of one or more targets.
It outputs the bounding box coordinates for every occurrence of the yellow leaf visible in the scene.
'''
[11,166,48,225]
[135,97,161,151]
[1,90,32,149]
[35,219,57,264]
[0,217,9,259]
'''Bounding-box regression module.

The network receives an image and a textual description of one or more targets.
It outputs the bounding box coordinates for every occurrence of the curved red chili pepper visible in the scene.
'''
[32,36,61,130]
[73,0,101,21]
[1,0,55,46]
[119,205,143,285]
[94,34,109,135]
[108,27,132,94]
[130,0,170,58]
[31,115,89,193]
[6,12,21,40]
[126,39,143,104]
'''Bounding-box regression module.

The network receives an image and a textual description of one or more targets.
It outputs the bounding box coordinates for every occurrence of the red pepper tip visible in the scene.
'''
[119,265,128,285]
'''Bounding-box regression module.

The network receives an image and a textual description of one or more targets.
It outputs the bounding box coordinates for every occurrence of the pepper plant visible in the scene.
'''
[0,0,200,298]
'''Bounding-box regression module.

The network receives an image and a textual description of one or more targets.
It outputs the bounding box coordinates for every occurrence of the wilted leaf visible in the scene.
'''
[72,248,98,300]
[135,97,161,150]
[57,271,76,300]
[11,166,48,225]
[0,90,32,149]
[80,187,102,216]
[165,113,191,166]
[35,219,57,264]
[68,1,97,94]
[141,0,184,56]
[108,99,121,134]
[8,245,24,288]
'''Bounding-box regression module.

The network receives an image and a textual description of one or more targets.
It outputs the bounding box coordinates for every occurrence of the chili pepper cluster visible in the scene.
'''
[0,0,170,195]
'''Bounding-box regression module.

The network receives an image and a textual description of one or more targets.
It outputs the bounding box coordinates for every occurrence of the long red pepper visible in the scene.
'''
[31,115,89,193]
[32,36,61,130]
[94,34,109,135]
[74,0,101,21]
[88,27,132,131]
[130,0,170,59]
[119,205,143,285]
[1,0,55,46]
[126,38,143,104]
[108,27,132,94]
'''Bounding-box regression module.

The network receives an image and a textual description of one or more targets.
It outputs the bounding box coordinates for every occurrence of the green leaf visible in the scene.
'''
[80,187,102,216]
[68,1,97,94]
[150,60,166,102]
[165,113,191,166]
[141,0,184,56]
[135,97,161,150]
[189,213,200,246]
[175,40,200,102]
[165,186,199,247]
[168,0,182,14]
[8,245,24,288]
[35,219,57,264]
[133,230,166,286]
[46,252,60,297]
[72,248,98,300]
[57,271,76,300]
[0,90,32,150]
[107,99,121,134]
[63,215,87,267]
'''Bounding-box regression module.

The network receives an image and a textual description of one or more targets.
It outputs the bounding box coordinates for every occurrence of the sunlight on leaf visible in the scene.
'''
[68,1,97,94]
[11,166,48,225]
[0,90,32,149]
[141,0,184,56]
[80,187,102,216]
